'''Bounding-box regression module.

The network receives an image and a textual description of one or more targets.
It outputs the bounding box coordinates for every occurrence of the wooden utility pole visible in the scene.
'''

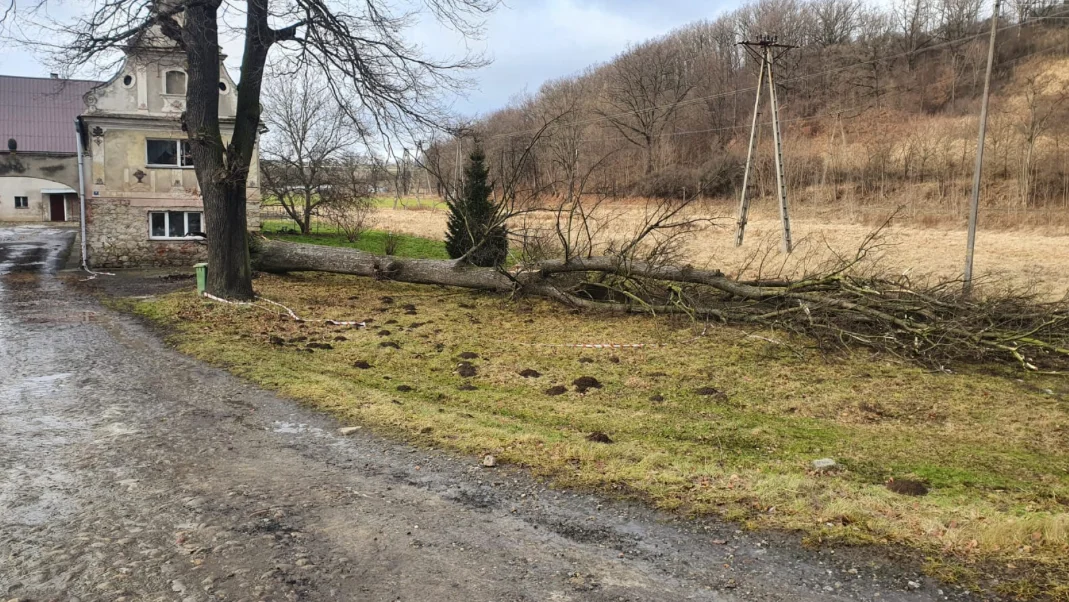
[964,0,1002,295]
[735,34,796,253]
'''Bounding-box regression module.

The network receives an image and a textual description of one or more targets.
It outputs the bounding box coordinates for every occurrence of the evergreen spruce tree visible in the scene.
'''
[445,147,508,267]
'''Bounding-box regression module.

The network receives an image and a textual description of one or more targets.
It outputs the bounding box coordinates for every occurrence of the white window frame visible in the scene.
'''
[14,196,29,209]
[148,211,204,240]
[146,139,194,168]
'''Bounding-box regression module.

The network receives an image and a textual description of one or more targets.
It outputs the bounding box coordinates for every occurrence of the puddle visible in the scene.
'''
[271,421,324,436]
[0,372,72,398]
[97,422,141,438]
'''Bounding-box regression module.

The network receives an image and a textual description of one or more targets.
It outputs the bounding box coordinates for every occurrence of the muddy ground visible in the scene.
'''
[0,226,985,601]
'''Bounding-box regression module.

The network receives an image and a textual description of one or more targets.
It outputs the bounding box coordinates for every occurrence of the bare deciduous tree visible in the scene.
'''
[1016,74,1069,206]
[597,41,695,176]
[261,71,357,234]
[812,0,863,46]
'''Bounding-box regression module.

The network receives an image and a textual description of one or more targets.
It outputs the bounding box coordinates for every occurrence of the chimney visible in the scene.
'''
[50,73,59,79]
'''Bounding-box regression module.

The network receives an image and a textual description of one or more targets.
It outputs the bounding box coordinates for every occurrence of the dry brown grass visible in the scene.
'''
[376,199,1069,299]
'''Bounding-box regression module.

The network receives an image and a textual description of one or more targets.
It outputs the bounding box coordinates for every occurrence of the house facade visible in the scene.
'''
[0,75,99,223]
[79,28,261,268]
[0,25,261,268]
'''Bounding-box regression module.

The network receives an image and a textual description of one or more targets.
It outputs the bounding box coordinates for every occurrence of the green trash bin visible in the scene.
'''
[194,263,208,295]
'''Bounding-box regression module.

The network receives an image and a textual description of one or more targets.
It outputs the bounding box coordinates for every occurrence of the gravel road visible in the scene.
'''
[0,225,980,601]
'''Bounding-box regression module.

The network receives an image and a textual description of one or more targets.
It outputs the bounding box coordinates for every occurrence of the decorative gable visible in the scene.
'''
[84,29,237,118]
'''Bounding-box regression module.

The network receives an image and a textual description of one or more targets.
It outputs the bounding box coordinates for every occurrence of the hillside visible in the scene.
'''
[446,0,1069,228]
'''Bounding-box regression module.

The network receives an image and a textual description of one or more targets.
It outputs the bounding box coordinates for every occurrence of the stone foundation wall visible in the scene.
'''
[87,197,260,268]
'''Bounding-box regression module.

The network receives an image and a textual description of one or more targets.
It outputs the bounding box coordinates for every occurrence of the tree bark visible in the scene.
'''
[182,0,255,300]
[250,238,747,298]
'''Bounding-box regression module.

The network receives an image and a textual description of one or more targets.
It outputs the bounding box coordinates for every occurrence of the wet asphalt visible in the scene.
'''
[0,225,985,601]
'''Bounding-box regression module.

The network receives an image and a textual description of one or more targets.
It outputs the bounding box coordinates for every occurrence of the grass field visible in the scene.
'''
[335,200,1069,300]
[260,219,449,259]
[134,271,1069,598]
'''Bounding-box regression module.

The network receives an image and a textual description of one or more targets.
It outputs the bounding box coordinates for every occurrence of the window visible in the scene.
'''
[14,196,28,209]
[150,211,204,239]
[164,70,187,95]
[146,139,194,167]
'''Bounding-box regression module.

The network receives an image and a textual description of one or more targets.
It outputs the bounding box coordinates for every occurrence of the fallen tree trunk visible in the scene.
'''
[252,235,515,291]
[250,237,1069,372]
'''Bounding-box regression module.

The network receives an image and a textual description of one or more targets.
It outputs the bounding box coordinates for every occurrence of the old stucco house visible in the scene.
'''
[78,27,261,268]
[0,25,260,268]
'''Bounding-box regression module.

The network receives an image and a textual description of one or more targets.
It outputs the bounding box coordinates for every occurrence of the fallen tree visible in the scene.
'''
[252,117,1069,373]
[250,234,1069,373]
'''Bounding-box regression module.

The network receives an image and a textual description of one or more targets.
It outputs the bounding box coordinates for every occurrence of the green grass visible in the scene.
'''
[260,195,444,210]
[132,273,1069,599]
[260,219,449,259]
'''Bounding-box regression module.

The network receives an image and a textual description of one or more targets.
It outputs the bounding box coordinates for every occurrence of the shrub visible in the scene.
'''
[445,147,508,267]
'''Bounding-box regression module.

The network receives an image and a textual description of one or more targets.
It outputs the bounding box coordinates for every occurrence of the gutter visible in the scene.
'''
[74,118,89,270]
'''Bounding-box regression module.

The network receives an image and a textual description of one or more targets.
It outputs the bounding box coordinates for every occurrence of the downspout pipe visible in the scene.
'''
[74,118,89,270]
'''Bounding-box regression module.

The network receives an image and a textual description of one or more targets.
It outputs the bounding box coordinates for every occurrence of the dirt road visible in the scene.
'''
[0,226,974,601]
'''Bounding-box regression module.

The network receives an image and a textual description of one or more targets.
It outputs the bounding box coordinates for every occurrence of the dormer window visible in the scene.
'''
[165,70,187,95]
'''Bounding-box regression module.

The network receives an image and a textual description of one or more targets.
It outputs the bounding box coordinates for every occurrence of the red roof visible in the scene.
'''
[0,75,103,154]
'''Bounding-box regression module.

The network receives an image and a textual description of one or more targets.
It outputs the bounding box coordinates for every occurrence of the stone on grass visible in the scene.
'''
[482,454,497,467]
[811,458,839,472]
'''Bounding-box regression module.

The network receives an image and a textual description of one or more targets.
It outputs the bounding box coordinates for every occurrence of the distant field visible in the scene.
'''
[331,200,1069,299]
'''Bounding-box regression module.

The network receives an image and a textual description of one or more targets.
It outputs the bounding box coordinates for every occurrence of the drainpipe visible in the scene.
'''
[74,118,89,270]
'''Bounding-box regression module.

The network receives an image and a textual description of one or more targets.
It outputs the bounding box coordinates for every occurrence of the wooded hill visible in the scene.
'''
[443,0,1069,220]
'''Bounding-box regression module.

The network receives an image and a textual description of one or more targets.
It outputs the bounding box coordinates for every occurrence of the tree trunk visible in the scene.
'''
[303,190,313,234]
[252,237,514,291]
[182,0,255,300]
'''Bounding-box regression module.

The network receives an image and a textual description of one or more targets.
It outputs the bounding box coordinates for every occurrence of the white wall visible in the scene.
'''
[0,177,71,222]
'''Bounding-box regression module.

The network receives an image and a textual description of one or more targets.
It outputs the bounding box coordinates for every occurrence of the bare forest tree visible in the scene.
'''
[1015,74,1069,206]
[261,71,358,234]
[597,40,695,176]
[6,0,498,299]
[812,0,864,46]
[893,0,935,70]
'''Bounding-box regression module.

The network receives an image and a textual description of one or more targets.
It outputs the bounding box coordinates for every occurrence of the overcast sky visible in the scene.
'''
[0,0,732,119]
